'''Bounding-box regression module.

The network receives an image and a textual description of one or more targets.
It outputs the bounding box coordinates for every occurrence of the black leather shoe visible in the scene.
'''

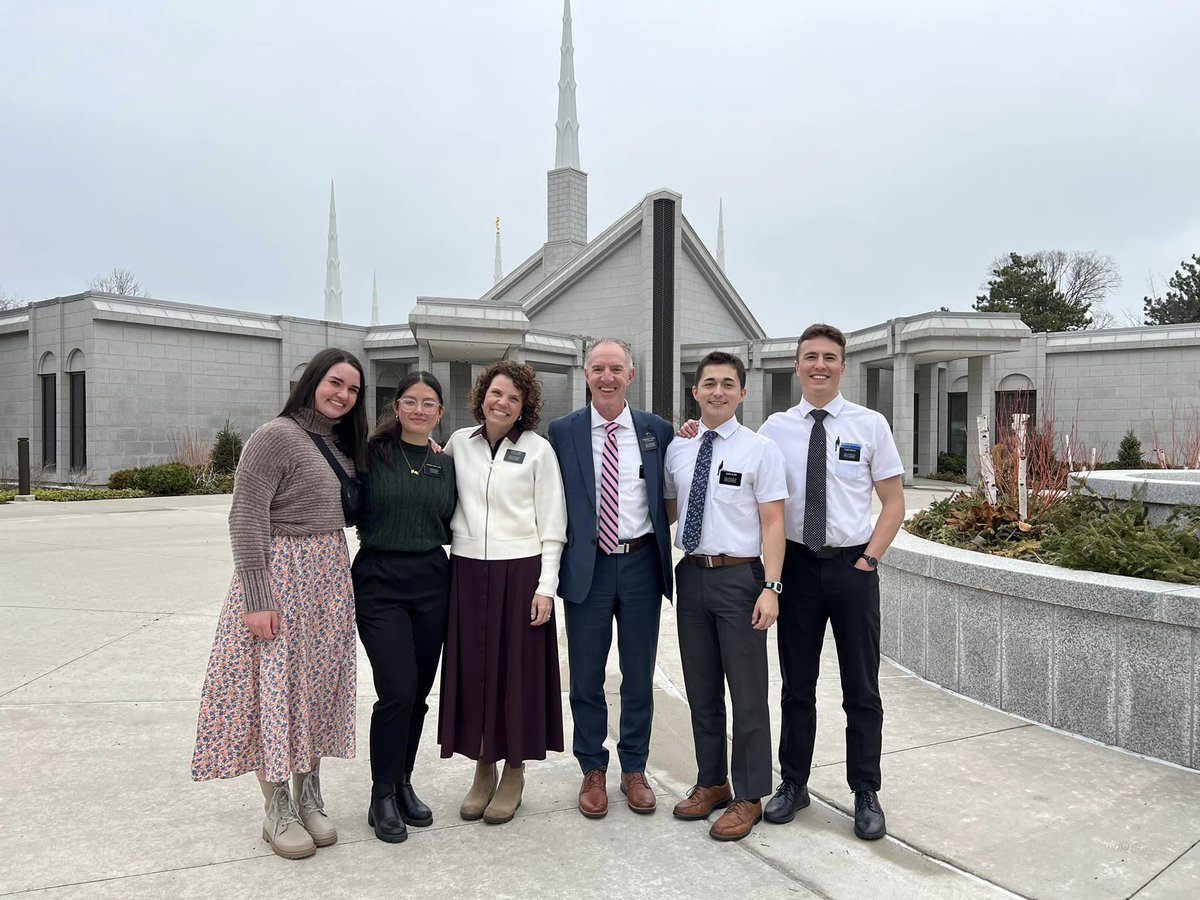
[853,790,886,840]
[367,785,408,843]
[396,772,433,827]
[764,780,810,824]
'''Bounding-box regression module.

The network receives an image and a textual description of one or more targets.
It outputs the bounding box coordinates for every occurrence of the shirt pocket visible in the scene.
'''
[835,460,868,481]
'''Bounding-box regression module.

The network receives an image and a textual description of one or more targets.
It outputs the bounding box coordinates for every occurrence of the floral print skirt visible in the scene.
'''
[191,531,356,782]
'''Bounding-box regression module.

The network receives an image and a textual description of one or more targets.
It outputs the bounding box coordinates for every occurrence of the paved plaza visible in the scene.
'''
[4,490,1200,899]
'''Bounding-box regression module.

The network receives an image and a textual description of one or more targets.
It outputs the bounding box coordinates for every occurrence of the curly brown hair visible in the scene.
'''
[469,360,543,431]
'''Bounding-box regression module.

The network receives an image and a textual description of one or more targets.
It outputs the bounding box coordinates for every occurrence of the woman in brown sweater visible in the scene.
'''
[192,348,369,861]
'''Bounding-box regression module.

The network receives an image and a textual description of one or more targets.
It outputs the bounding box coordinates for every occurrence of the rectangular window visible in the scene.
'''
[69,372,87,469]
[947,392,967,458]
[995,390,1037,442]
[40,374,57,468]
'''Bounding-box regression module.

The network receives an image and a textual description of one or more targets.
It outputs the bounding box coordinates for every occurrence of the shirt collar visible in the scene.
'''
[798,392,846,419]
[470,422,524,445]
[698,416,740,440]
[591,402,632,431]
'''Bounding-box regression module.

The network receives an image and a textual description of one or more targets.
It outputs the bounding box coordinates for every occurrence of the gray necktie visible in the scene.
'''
[803,410,829,549]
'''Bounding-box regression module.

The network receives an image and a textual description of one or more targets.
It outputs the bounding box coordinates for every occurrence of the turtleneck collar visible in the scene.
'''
[291,406,336,436]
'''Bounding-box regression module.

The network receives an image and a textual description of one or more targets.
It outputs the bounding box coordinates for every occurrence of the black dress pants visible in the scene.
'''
[776,540,883,792]
[352,547,450,784]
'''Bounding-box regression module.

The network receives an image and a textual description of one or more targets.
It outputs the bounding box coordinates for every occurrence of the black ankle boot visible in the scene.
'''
[396,772,433,827]
[367,782,408,843]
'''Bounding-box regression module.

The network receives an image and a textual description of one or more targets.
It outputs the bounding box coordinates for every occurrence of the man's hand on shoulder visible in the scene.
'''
[677,419,699,439]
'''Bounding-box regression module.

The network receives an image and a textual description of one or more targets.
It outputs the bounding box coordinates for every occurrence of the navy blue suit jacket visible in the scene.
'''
[548,406,675,605]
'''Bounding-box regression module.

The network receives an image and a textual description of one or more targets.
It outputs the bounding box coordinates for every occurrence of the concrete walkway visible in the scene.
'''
[2,491,1199,899]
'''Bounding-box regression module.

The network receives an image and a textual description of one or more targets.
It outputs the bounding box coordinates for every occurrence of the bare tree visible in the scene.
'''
[988,250,1121,330]
[87,267,149,297]
[0,286,25,311]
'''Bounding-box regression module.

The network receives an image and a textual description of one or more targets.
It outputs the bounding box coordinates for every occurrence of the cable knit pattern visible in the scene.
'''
[229,408,356,612]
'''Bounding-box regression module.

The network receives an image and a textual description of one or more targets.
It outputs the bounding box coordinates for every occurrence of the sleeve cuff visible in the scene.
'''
[240,568,276,612]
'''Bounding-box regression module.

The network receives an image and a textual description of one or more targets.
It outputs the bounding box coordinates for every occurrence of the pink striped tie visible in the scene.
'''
[598,421,620,554]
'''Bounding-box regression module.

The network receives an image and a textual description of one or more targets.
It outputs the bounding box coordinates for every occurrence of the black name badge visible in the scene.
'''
[719,469,743,486]
[422,463,445,478]
[640,433,659,452]
[839,443,862,462]
[504,449,526,464]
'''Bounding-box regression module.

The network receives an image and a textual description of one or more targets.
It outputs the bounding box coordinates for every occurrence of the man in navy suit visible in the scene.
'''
[548,338,675,819]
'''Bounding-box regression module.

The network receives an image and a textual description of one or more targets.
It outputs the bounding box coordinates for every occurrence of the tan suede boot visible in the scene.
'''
[259,779,316,860]
[292,766,338,847]
[459,760,498,821]
[483,763,525,825]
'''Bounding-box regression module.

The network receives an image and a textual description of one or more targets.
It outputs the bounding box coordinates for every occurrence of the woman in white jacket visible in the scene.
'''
[438,360,567,825]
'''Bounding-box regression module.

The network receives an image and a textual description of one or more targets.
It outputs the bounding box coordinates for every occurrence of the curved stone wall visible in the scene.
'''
[1073,469,1200,528]
[880,527,1200,768]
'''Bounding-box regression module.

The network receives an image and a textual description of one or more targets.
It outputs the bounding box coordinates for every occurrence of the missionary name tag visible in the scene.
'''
[719,469,743,486]
[504,449,526,464]
[423,463,445,478]
[640,433,659,452]
[838,443,862,462]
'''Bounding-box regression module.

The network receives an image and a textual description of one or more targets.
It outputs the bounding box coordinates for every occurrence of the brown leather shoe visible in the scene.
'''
[709,798,762,842]
[578,767,608,819]
[672,781,733,820]
[620,771,657,814]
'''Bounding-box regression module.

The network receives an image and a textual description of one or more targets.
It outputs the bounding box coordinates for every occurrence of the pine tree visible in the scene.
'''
[1116,429,1144,469]
[212,420,245,474]
[973,253,1092,332]
[1144,254,1200,325]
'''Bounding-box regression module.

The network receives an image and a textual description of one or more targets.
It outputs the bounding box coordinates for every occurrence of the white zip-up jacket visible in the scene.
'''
[443,425,568,597]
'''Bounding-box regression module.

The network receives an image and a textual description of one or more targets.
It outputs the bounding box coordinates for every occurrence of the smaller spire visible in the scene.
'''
[716,198,726,272]
[370,269,379,326]
[494,217,504,285]
[324,180,343,322]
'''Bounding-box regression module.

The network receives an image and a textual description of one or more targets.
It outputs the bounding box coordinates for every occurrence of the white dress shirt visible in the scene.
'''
[664,417,788,557]
[590,403,654,540]
[758,393,904,547]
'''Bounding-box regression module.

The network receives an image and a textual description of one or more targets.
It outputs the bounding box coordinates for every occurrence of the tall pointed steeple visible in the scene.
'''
[545,0,587,276]
[554,0,580,169]
[717,199,726,271]
[370,269,379,326]
[323,180,343,322]
[494,217,504,285]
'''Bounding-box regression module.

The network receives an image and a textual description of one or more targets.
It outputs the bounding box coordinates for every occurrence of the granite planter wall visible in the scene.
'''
[1072,469,1200,530]
[881,528,1200,768]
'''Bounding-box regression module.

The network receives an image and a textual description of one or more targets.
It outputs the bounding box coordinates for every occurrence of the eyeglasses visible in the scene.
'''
[397,398,442,412]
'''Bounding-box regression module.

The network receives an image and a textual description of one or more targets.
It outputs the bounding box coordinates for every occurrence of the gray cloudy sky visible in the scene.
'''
[3,0,1198,336]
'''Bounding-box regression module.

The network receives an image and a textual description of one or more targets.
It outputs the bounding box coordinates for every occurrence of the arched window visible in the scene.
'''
[65,349,87,469]
[38,352,57,468]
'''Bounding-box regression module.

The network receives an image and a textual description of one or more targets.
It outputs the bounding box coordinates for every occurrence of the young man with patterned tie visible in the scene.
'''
[759,323,905,840]
[664,351,787,842]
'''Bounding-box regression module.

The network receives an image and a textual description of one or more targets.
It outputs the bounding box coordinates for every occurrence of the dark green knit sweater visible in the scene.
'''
[357,442,456,551]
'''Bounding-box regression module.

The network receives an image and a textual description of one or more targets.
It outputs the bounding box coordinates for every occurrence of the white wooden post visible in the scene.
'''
[977,415,997,504]
[1064,432,1074,472]
[1089,448,1097,470]
[1013,413,1029,520]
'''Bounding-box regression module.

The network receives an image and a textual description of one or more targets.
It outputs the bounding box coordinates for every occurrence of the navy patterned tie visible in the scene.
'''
[803,410,829,550]
[682,430,717,554]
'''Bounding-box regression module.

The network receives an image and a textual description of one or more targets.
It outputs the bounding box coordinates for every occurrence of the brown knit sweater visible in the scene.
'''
[229,407,356,612]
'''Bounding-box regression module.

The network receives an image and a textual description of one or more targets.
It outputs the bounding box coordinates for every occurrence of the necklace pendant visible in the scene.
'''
[410,468,420,476]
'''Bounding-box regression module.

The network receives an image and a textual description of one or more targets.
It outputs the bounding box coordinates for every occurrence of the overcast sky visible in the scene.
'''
[2,0,1198,336]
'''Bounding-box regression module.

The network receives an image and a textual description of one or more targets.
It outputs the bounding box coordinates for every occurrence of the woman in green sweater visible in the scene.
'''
[353,371,457,843]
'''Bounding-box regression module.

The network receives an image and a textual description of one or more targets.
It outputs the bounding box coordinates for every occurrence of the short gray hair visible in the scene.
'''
[586,337,634,368]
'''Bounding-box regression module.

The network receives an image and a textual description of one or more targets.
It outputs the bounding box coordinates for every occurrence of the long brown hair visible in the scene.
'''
[280,348,369,471]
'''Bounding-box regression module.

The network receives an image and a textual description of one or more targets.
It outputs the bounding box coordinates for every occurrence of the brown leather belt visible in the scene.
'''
[685,554,758,569]
[604,534,652,555]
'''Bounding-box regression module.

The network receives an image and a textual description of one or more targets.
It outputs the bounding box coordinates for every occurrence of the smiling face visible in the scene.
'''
[394,381,442,441]
[692,362,746,428]
[586,341,635,419]
[795,336,845,406]
[313,362,361,419]
[482,373,523,437]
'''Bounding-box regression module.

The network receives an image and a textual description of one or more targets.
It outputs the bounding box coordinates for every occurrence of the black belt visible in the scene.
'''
[790,541,867,560]
[602,534,652,555]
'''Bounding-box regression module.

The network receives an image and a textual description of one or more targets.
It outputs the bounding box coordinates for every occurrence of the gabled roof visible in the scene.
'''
[679,214,766,340]
[480,246,544,303]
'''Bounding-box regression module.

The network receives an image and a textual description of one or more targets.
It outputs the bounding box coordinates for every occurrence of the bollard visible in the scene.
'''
[16,437,34,500]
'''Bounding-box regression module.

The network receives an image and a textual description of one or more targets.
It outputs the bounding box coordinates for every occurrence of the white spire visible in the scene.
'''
[554,0,580,169]
[493,217,503,285]
[370,269,379,326]
[323,180,343,322]
[717,198,726,271]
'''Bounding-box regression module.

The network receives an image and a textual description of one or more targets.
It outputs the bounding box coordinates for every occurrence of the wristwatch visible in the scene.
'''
[859,554,879,569]
[763,581,783,594]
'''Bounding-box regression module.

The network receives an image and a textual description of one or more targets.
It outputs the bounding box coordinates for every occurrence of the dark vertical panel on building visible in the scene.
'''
[652,198,675,420]
[69,373,87,469]
[40,374,56,468]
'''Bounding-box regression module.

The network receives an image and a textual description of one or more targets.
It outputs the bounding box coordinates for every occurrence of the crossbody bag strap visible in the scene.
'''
[304,430,351,486]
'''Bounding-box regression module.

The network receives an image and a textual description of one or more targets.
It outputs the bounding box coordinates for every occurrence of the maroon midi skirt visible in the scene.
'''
[438,554,564,766]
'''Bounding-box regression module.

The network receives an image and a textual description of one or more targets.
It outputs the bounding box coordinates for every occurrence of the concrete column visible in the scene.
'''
[937,366,948,455]
[966,355,995,484]
[569,364,587,411]
[891,353,914,485]
[418,342,433,372]
[917,363,939,476]
[741,367,770,430]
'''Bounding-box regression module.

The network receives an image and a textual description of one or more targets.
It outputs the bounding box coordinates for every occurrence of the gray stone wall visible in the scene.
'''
[677,247,745,344]
[0,330,31,476]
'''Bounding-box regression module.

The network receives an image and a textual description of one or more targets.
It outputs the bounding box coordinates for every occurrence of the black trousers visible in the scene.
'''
[777,540,883,792]
[676,559,772,800]
[352,547,450,784]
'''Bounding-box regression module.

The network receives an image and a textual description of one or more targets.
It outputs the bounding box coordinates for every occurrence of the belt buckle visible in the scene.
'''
[703,555,719,568]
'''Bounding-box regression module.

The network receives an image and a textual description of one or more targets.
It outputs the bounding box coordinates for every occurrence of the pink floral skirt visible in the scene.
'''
[191,531,356,782]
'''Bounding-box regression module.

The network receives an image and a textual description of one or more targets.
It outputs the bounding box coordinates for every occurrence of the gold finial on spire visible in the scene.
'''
[495,216,501,234]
